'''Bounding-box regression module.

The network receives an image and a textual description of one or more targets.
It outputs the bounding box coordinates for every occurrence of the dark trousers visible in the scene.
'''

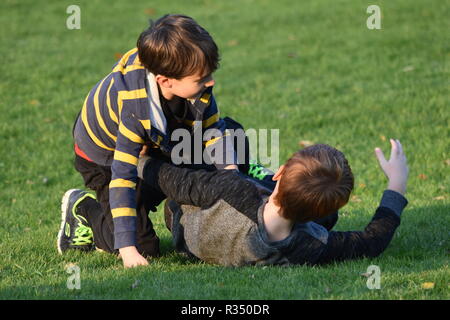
[74,155,162,257]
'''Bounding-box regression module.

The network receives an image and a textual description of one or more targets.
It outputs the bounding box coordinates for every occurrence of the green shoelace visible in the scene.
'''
[248,161,268,180]
[72,224,93,246]
[71,192,95,246]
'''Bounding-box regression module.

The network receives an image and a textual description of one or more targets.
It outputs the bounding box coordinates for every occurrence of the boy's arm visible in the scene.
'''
[314,190,407,264]
[315,139,409,264]
[137,156,261,221]
[109,114,149,267]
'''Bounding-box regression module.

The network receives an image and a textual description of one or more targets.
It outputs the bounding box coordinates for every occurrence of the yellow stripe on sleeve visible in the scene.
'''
[117,88,148,116]
[109,179,136,189]
[133,54,141,65]
[199,93,211,104]
[112,48,142,75]
[113,150,139,166]
[81,96,115,151]
[204,132,230,147]
[106,78,119,124]
[183,113,220,129]
[202,113,219,128]
[112,64,145,75]
[139,119,151,130]
[94,76,117,142]
[111,207,136,218]
[119,122,144,144]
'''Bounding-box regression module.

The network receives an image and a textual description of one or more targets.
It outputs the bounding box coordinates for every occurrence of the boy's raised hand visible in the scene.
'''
[375,139,409,195]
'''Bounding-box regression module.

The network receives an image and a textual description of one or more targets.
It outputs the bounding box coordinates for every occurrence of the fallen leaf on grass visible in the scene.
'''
[380,135,386,142]
[445,159,450,166]
[114,52,123,60]
[402,66,414,72]
[421,282,435,290]
[144,8,156,15]
[418,174,427,180]
[359,183,366,189]
[227,39,238,46]
[299,140,314,148]
[29,100,40,106]
[351,195,362,203]
[433,196,445,200]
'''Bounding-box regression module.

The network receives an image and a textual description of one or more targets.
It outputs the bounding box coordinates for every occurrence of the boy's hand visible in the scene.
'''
[375,139,409,195]
[139,144,149,157]
[214,163,239,171]
[119,246,149,268]
[223,164,238,171]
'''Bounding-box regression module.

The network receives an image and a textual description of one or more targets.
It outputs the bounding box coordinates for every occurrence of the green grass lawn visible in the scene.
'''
[0,0,448,299]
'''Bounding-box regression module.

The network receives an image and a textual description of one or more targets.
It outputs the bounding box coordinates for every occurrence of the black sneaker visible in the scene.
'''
[248,161,275,179]
[245,160,276,190]
[57,189,95,254]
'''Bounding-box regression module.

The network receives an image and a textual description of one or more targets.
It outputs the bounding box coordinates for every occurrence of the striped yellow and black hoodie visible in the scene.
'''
[73,48,231,249]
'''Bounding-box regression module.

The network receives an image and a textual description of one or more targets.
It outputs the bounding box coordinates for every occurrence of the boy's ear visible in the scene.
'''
[155,74,172,88]
[272,165,285,181]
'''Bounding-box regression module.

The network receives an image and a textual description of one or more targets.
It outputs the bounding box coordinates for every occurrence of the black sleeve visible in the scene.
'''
[139,157,262,222]
[314,206,402,265]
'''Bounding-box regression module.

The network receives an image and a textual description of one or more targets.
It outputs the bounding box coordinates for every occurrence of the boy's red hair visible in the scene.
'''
[274,144,354,223]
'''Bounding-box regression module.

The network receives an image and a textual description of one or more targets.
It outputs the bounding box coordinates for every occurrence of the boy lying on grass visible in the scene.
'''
[137,139,408,266]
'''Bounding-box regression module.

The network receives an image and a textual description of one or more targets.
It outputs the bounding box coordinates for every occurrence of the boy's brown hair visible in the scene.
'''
[137,14,219,79]
[274,144,354,223]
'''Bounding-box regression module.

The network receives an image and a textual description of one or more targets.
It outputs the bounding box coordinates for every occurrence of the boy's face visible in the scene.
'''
[161,73,215,100]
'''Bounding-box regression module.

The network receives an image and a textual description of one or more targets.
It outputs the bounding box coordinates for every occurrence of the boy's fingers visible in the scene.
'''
[375,147,387,166]
[396,139,404,156]
[390,139,399,158]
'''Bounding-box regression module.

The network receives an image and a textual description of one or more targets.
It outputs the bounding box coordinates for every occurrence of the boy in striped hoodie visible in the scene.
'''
[57,14,247,268]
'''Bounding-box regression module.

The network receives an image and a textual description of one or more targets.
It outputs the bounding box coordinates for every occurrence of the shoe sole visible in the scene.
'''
[57,189,79,255]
